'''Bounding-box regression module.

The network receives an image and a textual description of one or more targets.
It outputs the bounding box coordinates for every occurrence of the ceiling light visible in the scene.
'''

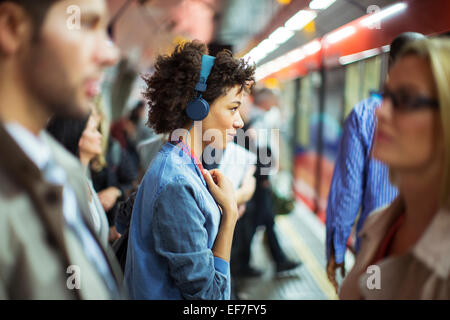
[284,10,317,31]
[245,47,267,63]
[245,39,279,64]
[309,0,337,10]
[285,48,305,63]
[269,27,295,44]
[256,39,279,55]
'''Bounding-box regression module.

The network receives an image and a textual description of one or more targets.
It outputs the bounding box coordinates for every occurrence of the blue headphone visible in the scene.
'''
[185,54,216,121]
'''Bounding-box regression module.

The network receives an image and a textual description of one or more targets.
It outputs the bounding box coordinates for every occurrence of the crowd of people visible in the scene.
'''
[0,0,450,300]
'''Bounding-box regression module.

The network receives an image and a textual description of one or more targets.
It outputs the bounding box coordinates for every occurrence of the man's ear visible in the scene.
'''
[0,2,32,56]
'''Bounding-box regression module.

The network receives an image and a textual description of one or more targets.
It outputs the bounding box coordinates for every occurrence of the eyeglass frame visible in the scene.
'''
[371,89,439,111]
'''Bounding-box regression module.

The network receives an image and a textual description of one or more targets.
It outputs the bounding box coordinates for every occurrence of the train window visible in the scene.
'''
[361,56,382,106]
[344,55,383,118]
[297,73,319,149]
[279,80,296,173]
[322,67,345,161]
[344,61,361,117]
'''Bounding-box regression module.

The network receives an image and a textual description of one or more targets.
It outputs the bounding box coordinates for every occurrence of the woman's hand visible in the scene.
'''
[203,169,238,222]
[204,169,239,262]
[326,243,346,294]
[108,225,122,242]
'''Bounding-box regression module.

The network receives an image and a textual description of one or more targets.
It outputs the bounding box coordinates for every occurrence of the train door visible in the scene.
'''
[293,72,321,216]
[314,66,346,221]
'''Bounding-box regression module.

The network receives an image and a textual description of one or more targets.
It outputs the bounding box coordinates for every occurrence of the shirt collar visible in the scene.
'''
[359,198,450,278]
[4,122,51,170]
[412,208,450,278]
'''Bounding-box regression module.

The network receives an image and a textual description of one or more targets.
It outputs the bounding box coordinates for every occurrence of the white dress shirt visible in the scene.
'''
[5,122,118,298]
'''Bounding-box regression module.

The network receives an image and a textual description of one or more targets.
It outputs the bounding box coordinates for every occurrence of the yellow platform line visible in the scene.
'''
[276,215,338,300]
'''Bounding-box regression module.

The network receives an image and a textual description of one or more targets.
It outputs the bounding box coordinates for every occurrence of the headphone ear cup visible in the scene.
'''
[186,98,209,121]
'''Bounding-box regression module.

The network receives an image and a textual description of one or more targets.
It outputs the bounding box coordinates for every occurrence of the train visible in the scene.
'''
[252,0,450,224]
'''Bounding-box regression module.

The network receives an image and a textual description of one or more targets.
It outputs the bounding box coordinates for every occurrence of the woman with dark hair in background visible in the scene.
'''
[47,108,110,246]
[124,40,255,300]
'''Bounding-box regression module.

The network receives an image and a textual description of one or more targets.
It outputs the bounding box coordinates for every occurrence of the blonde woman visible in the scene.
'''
[90,98,139,241]
[340,38,450,299]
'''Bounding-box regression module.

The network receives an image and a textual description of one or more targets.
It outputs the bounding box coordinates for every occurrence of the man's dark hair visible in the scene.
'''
[0,0,61,39]
[143,40,255,134]
[389,32,426,68]
[46,114,90,158]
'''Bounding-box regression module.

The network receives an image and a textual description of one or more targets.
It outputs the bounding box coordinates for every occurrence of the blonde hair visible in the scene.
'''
[91,96,109,171]
[394,37,450,207]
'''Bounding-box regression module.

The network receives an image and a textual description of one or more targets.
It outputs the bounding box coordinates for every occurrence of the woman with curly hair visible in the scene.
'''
[124,41,255,299]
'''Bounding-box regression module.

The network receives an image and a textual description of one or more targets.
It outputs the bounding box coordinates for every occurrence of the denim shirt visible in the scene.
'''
[124,142,230,300]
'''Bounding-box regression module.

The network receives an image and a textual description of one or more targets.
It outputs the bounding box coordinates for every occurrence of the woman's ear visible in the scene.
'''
[0,3,32,56]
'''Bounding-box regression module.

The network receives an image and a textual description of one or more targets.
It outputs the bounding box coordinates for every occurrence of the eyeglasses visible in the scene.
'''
[372,89,439,111]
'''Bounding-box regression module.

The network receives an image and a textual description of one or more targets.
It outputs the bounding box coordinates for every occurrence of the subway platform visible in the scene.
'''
[233,201,355,300]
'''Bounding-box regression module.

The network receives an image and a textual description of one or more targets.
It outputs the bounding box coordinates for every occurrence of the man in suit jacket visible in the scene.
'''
[0,0,123,299]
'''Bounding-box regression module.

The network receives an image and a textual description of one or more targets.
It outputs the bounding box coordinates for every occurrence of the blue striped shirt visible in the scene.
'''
[325,96,398,264]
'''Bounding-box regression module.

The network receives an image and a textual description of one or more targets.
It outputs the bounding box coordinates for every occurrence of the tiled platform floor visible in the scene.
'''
[233,201,354,300]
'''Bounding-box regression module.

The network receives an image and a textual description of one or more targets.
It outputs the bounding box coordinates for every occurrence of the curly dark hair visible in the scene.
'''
[143,40,255,134]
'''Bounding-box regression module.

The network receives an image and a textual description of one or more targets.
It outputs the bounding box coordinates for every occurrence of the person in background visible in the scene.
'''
[340,37,450,299]
[326,32,425,291]
[232,88,301,279]
[124,40,255,299]
[47,107,110,247]
[110,100,154,170]
[0,0,123,299]
[90,100,139,242]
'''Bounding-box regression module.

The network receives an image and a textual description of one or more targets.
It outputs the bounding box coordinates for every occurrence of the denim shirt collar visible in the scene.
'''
[167,141,207,187]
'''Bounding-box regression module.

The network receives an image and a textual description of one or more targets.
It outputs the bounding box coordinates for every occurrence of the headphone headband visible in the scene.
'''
[186,54,216,121]
[195,55,216,92]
